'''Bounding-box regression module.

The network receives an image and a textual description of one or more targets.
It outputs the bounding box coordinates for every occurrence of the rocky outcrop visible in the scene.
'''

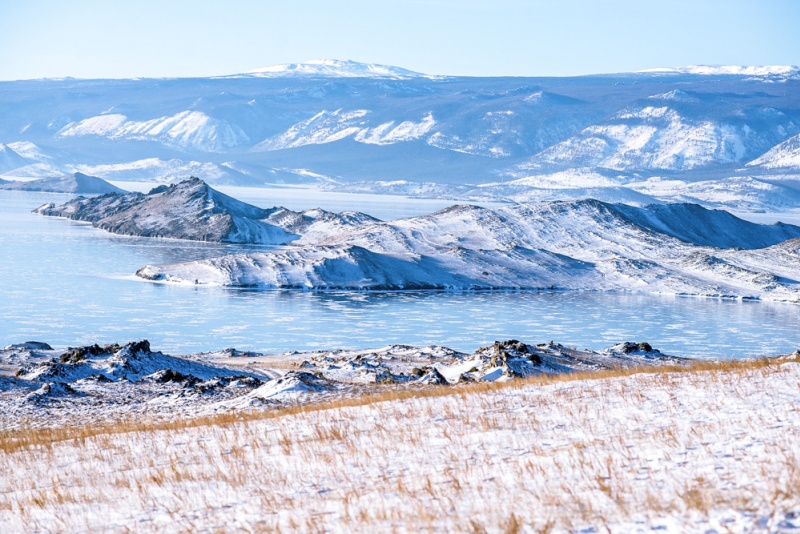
[291,340,687,385]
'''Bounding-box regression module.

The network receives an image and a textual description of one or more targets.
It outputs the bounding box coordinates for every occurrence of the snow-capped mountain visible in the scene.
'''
[236,59,435,79]
[253,109,437,150]
[57,110,249,152]
[2,61,800,210]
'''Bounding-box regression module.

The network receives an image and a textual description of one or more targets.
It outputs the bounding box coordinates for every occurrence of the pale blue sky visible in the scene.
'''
[1,0,798,80]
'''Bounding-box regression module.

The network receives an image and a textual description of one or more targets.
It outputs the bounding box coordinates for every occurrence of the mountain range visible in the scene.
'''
[2,60,799,211]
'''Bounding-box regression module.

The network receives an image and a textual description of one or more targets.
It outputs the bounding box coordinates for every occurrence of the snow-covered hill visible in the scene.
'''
[74,179,794,301]
[2,62,800,210]
[519,93,797,172]
[34,177,297,244]
[0,172,125,194]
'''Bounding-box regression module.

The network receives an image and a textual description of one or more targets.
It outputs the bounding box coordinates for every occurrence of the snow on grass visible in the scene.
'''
[1,358,798,532]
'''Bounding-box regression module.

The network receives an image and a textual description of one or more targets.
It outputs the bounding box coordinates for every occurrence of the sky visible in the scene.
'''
[1,0,798,80]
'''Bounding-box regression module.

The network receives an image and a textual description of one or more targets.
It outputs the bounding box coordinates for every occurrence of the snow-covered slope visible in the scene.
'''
[521,95,796,172]
[629,176,800,210]
[254,109,437,150]
[748,133,800,168]
[57,111,249,152]
[469,173,800,212]
[3,345,798,533]
[0,172,125,194]
[130,184,800,301]
[34,177,297,244]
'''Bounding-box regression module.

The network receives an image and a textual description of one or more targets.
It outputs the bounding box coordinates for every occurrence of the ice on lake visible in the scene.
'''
[1,189,798,358]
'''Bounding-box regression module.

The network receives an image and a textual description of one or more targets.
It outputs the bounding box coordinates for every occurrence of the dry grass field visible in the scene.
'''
[2,357,799,532]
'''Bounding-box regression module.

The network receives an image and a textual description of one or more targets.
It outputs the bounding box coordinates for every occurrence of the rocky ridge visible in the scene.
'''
[1,338,690,428]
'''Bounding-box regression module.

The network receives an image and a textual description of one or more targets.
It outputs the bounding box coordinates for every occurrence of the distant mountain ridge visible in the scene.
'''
[234,59,436,79]
[2,61,800,212]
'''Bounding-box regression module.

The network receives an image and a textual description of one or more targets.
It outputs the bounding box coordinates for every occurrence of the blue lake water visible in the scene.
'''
[1,189,799,358]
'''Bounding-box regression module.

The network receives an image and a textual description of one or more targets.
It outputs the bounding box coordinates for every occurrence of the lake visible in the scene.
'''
[1,188,798,358]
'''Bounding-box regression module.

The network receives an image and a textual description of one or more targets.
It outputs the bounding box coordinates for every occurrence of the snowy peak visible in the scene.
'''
[151,176,271,220]
[240,59,435,79]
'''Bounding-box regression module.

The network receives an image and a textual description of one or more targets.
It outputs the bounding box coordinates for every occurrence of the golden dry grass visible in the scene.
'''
[1,354,794,455]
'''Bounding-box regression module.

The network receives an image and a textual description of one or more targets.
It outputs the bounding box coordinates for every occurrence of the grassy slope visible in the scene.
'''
[1,357,799,532]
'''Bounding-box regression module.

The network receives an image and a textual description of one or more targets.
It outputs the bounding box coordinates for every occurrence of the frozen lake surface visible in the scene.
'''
[1,189,798,358]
